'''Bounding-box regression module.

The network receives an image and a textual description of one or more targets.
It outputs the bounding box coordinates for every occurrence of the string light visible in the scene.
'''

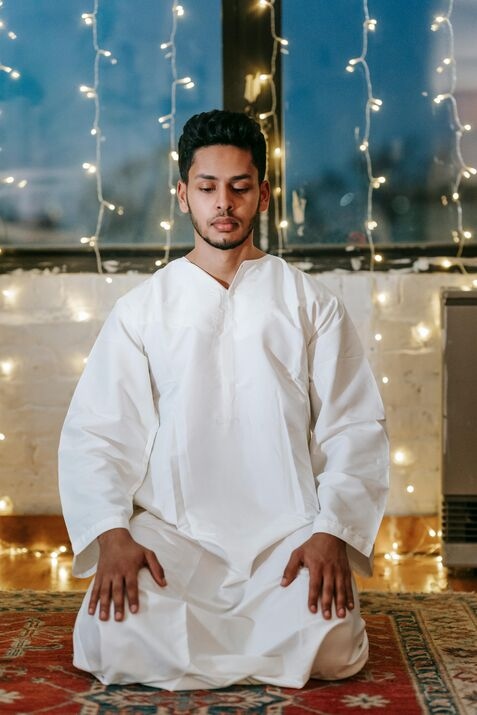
[431,1,476,259]
[346,1,384,267]
[158,1,195,265]
[256,0,289,255]
[0,4,27,191]
[412,322,432,344]
[79,1,121,274]
[0,359,14,376]
[0,495,13,514]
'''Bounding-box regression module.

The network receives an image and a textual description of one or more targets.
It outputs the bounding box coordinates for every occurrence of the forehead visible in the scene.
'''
[189,144,258,180]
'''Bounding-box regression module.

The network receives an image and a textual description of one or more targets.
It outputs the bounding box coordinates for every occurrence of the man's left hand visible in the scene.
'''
[281,533,354,619]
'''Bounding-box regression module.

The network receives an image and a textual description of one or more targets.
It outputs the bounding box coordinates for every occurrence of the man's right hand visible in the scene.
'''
[88,527,167,622]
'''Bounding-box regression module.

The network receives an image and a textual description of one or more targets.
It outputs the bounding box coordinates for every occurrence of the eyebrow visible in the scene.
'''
[194,173,253,181]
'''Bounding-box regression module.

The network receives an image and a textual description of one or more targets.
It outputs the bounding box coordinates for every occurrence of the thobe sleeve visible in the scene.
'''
[308,295,389,576]
[58,299,158,578]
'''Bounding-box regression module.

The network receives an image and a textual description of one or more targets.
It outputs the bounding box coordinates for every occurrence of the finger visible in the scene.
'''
[125,574,139,614]
[145,550,167,587]
[281,550,302,586]
[111,576,125,621]
[99,581,113,621]
[307,569,322,614]
[345,572,355,611]
[320,571,334,620]
[334,573,347,618]
[88,579,101,616]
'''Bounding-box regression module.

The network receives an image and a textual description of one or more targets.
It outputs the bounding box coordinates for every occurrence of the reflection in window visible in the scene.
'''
[283,0,477,245]
[0,0,221,247]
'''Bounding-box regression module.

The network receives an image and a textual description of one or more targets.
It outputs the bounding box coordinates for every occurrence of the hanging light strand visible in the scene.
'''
[0,2,27,192]
[158,2,194,265]
[80,2,120,273]
[257,0,289,255]
[432,2,475,257]
[346,1,384,268]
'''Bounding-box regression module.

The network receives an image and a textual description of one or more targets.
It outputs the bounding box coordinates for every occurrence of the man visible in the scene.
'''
[59,110,389,690]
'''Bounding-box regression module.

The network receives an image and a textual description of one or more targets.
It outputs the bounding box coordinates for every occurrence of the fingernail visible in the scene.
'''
[310,604,317,613]
[88,608,94,615]
[349,602,355,609]
[280,577,287,586]
[338,608,345,618]
[324,609,331,619]
[130,604,138,613]
[115,612,122,621]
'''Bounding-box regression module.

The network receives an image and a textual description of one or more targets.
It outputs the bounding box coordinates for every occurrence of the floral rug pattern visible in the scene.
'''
[0,591,476,714]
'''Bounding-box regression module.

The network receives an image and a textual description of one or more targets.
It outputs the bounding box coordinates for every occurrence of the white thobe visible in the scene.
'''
[59,254,389,690]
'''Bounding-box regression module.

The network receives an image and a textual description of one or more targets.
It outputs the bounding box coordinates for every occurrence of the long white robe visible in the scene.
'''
[58,254,389,690]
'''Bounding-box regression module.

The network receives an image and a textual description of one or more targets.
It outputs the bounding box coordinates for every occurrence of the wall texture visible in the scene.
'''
[0,268,473,516]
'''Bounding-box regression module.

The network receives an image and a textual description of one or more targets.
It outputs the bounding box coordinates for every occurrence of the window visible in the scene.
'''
[0,0,221,247]
[283,0,477,246]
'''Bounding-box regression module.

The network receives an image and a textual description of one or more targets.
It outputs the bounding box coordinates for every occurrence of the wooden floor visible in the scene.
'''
[1,515,477,592]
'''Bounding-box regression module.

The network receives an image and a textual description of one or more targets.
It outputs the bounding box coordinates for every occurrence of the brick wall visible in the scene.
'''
[0,269,472,515]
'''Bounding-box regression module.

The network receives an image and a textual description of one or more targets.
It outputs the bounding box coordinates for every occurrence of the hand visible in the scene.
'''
[281,532,354,619]
[88,528,167,622]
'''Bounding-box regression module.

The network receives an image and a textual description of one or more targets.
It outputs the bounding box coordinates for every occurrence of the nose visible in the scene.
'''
[216,185,233,213]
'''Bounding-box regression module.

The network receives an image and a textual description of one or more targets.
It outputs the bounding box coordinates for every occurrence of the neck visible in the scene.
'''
[185,236,265,288]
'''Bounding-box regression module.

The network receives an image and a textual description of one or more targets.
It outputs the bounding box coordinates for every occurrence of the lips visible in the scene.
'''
[211,218,238,232]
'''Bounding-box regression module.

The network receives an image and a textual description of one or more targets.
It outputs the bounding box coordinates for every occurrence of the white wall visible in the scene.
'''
[0,268,473,516]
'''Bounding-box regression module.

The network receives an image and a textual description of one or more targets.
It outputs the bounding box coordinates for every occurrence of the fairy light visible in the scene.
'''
[346,1,384,267]
[0,495,13,514]
[431,2,476,258]
[0,359,13,376]
[0,5,27,192]
[412,322,432,343]
[256,0,289,255]
[158,1,195,265]
[79,1,120,274]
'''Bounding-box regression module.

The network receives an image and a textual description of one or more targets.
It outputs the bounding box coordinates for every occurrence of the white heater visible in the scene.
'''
[441,289,477,567]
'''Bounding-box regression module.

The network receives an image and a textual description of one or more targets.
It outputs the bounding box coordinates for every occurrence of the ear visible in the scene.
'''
[177,180,189,214]
[259,180,271,212]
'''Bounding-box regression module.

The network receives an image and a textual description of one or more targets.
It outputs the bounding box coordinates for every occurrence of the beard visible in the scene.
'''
[186,198,260,251]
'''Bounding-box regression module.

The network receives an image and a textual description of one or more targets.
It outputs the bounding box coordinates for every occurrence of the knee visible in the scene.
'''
[310,616,368,680]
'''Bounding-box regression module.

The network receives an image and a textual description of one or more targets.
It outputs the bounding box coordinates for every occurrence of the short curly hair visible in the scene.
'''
[178,110,267,183]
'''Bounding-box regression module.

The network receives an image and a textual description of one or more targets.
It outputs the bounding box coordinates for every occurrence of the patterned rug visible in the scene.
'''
[0,591,476,714]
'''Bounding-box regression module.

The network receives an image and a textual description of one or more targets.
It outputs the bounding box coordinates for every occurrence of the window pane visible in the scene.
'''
[283,0,477,245]
[0,0,221,247]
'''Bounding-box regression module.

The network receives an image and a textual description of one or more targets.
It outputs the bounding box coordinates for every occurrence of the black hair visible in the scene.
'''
[178,109,267,183]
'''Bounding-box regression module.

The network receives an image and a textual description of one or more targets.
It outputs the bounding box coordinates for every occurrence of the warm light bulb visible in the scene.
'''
[376,292,388,305]
[367,220,378,230]
[175,4,184,16]
[392,449,407,465]
[155,259,163,267]
[279,220,288,229]
[374,333,383,342]
[75,311,91,322]
[406,485,415,494]
[105,277,113,284]
[1,360,14,376]
[0,496,13,514]
[0,433,6,441]
[413,322,431,342]
[441,259,452,269]
[428,528,437,538]
[170,151,179,161]
[160,221,171,231]
[381,376,389,384]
